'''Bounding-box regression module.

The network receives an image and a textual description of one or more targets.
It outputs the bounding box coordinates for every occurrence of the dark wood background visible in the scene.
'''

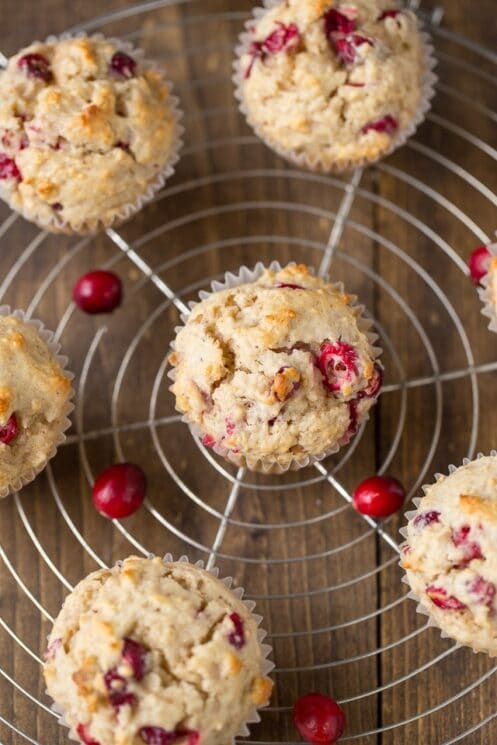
[0,1,496,744]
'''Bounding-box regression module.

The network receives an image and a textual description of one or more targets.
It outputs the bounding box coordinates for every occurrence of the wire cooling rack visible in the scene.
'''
[1,1,497,743]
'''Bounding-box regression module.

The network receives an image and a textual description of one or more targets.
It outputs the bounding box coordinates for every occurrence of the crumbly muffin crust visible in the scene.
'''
[237,0,427,169]
[170,264,382,469]
[402,455,497,655]
[0,37,179,232]
[0,314,72,495]
[44,556,273,745]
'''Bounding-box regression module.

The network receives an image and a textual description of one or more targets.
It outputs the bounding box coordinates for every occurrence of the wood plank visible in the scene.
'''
[0,2,495,744]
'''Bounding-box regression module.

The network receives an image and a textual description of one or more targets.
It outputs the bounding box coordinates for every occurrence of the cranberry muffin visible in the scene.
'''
[235,0,434,170]
[402,455,497,655]
[0,312,72,496]
[169,263,382,472]
[479,246,497,333]
[44,556,273,745]
[0,36,182,233]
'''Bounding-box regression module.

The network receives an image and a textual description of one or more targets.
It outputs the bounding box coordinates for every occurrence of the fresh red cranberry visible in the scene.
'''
[426,585,466,611]
[76,724,101,745]
[139,727,199,745]
[467,576,496,607]
[92,463,147,519]
[202,434,216,448]
[110,51,137,78]
[318,341,358,393]
[0,153,22,182]
[359,363,383,399]
[378,9,402,20]
[467,245,491,286]
[44,637,62,661]
[413,510,441,528]
[18,53,52,82]
[0,413,18,445]
[332,35,373,65]
[362,115,398,135]
[452,525,484,564]
[293,692,346,745]
[245,22,300,77]
[323,8,356,36]
[73,270,122,314]
[353,475,405,518]
[122,637,148,680]
[277,283,304,289]
[227,612,245,649]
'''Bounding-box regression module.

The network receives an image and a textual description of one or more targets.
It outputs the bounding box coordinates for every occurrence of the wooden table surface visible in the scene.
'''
[0,1,496,744]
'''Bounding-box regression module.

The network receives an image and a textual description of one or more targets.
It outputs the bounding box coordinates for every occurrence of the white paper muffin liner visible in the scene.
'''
[399,450,497,655]
[47,553,274,745]
[477,240,497,333]
[0,32,184,235]
[0,305,74,498]
[168,260,383,474]
[233,2,438,173]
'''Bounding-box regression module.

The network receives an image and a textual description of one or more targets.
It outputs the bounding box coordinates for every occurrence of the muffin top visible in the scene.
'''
[0,314,72,494]
[44,556,273,745]
[0,37,179,231]
[238,0,427,168]
[170,264,382,468]
[402,455,497,655]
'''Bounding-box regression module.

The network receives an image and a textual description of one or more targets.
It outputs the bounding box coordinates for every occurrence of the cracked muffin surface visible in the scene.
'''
[0,36,179,232]
[169,264,382,470]
[402,455,497,655]
[237,0,428,170]
[44,556,272,745]
[0,314,72,495]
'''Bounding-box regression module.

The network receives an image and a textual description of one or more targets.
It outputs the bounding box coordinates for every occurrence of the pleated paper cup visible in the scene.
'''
[478,241,497,333]
[233,2,437,173]
[46,553,274,745]
[168,261,383,474]
[0,306,74,498]
[399,451,497,656]
[0,32,184,235]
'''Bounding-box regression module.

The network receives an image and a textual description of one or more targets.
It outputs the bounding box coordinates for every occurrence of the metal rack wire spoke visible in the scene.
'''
[0,1,496,744]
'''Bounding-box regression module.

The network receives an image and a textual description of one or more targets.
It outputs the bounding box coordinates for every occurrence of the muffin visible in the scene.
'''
[478,245,497,333]
[0,312,72,496]
[44,556,273,745]
[402,455,497,655]
[169,263,382,472]
[235,0,435,171]
[0,35,182,233]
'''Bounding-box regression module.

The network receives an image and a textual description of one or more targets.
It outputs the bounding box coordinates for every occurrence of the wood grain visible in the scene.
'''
[0,1,496,744]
